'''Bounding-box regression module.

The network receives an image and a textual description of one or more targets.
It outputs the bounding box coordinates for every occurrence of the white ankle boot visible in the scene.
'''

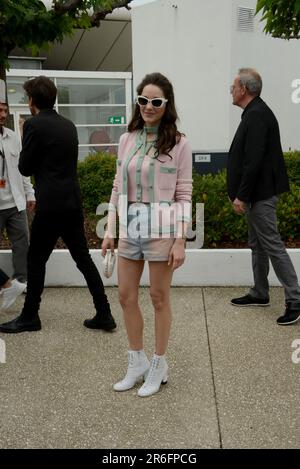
[137,354,168,397]
[113,350,150,392]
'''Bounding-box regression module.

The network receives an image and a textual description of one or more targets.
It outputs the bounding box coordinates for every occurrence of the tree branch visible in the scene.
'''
[53,0,131,28]
[90,1,131,27]
[54,0,84,16]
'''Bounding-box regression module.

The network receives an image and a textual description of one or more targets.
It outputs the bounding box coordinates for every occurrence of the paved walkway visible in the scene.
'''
[0,287,299,449]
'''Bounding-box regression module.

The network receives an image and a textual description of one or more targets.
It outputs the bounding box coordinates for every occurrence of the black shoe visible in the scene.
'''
[231,294,270,307]
[83,313,116,331]
[277,303,300,326]
[0,315,41,333]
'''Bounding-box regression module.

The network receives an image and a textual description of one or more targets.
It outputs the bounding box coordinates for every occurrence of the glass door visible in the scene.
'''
[7,108,32,140]
[14,110,32,140]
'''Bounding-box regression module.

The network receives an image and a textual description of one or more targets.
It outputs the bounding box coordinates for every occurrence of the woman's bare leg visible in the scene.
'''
[148,261,173,355]
[118,256,145,350]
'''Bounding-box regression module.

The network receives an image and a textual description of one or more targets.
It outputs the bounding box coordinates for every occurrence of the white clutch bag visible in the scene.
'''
[102,249,116,278]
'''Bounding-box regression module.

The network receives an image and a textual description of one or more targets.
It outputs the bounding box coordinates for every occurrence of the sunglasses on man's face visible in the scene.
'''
[136,95,168,108]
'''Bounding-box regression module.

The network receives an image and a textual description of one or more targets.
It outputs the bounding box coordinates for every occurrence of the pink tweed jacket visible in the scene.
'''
[108,130,193,236]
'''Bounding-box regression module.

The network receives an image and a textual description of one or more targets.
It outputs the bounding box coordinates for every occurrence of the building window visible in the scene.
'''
[56,77,127,158]
[6,72,132,159]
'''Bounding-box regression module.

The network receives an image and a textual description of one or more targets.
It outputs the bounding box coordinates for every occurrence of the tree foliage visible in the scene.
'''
[257,0,300,39]
[0,0,131,69]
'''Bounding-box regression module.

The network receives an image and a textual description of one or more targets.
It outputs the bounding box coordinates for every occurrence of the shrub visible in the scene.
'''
[192,170,248,246]
[77,153,299,247]
[284,151,300,185]
[277,182,300,239]
[77,152,116,213]
[192,169,300,247]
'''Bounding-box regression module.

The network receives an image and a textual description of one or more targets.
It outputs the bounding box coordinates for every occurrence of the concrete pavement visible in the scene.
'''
[0,287,299,449]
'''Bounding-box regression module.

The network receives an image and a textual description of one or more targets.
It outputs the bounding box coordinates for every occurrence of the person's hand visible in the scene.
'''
[232,198,246,215]
[26,200,36,212]
[101,235,115,257]
[168,239,185,271]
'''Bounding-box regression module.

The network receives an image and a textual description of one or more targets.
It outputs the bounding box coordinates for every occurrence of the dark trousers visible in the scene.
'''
[0,268,9,287]
[246,196,300,309]
[22,210,109,319]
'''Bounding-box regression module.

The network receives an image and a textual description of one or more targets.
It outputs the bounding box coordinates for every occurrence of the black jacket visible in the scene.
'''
[19,109,82,212]
[227,96,289,203]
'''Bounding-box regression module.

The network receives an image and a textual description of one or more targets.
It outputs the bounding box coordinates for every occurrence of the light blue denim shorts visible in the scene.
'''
[118,203,175,261]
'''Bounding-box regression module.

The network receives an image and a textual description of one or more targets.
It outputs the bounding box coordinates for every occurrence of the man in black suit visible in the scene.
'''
[227,68,300,325]
[0,76,116,333]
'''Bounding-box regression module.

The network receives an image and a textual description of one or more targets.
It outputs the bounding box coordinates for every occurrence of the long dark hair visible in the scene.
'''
[128,73,182,157]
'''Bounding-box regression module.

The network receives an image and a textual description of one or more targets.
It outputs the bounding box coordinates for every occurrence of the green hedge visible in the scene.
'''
[77,151,300,247]
[284,150,300,185]
[77,153,116,213]
[191,170,300,246]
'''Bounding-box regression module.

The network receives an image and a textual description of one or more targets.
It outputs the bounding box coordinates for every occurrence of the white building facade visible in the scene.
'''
[132,0,300,156]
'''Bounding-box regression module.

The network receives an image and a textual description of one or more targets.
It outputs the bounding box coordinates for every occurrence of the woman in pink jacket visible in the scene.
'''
[102,73,193,397]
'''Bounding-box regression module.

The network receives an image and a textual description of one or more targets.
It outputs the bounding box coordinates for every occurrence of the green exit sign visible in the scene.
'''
[108,116,126,124]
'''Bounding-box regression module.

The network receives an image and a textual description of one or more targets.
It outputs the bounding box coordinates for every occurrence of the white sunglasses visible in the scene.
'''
[136,95,168,108]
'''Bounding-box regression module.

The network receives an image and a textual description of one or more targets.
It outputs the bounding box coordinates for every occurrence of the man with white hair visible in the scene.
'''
[227,68,300,325]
